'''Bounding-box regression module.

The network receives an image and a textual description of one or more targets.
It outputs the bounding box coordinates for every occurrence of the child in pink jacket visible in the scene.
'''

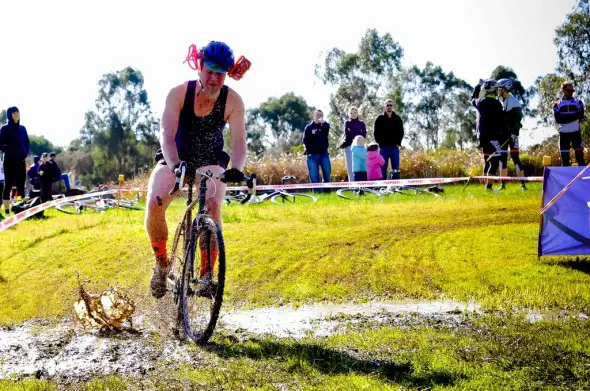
[366,142,386,180]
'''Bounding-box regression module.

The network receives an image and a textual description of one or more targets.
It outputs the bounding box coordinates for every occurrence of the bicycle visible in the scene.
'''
[167,162,253,345]
[244,175,317,205]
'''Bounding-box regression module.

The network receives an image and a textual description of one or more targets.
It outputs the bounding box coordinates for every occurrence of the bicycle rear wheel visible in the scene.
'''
[179,215,225,345]
[336,188,382,201]
[270,193,317,205]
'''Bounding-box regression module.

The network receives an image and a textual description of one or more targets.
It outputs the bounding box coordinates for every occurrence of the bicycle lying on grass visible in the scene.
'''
[225,175,317,205]
[56,191,143,214]
[337,172,443,200]
[167,162,254,345]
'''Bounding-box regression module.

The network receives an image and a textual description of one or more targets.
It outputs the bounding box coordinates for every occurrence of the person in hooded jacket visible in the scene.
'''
[38,153,54,203]
[0,107,29,217]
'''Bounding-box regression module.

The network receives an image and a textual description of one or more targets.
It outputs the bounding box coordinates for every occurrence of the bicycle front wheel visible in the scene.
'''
[270,193,317,205]
[179,215,226,345]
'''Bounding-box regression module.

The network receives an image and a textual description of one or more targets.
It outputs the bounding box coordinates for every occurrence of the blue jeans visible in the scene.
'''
[307,153,331,193]
[380,146,400,179]
[59,173,71,191]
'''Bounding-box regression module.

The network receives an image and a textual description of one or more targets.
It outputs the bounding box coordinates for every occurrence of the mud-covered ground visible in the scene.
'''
[0,300,479,382]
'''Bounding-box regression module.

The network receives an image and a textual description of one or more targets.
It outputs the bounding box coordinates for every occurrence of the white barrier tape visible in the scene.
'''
[0,189,121,232]
[226,177,470,191]
[472,176,543,182]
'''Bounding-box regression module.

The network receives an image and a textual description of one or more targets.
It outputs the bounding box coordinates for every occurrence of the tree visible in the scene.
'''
[80,67,159,184]
[0,109,6,124]
[530,1,590,142]
[554,0,590,96]
[490,65,530,114]
[29,135,61,156]
[316,29,404,150]
[403,62,475,149]
[249,93,315,154]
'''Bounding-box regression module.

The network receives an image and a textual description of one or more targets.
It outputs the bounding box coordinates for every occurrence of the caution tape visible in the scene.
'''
[0,189,122,232]
[225,177,470,191]
[472,176,543,182]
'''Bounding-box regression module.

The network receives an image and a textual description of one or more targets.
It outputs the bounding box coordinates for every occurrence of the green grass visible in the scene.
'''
[1,183,590,325]
[2,183,590,389]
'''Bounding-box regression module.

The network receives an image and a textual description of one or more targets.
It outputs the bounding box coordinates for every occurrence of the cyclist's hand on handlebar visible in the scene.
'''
[169,161,187,196]
[220,168,246,183]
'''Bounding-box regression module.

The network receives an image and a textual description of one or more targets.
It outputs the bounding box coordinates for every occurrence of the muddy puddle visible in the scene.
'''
[219,299,480,338]
[0,299,478,381]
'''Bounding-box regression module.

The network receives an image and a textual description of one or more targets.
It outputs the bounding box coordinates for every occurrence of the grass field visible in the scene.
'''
[1,182,590,390]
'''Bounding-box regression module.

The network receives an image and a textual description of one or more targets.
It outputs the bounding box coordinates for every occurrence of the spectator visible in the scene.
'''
[339,106,367,181]
[366,142,386,180]
[470,79,506,191]
[39,153,53,203]
[0,107,29,217]
[351,135,368,181]
[374,99,404,179]
[303,109,331,192]
[553,81,586,167]
[48,152,70,191]
[27,155,41,195]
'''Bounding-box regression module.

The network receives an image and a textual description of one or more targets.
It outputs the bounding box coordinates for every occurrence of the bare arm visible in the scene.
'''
[160,84,186,168]
[226,91,247,170]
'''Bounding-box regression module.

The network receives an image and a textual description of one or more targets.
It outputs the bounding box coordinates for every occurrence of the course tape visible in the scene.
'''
[0,189,140,232]
[225,177,470,191]
[472,176,543,182]
[0,175,543,232]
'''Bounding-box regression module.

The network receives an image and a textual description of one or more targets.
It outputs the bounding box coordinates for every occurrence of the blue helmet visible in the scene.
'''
[497,78,514,91]
[201,41,235,73]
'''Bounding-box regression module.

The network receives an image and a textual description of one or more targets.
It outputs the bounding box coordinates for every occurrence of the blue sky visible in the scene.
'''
[0,0,576,148]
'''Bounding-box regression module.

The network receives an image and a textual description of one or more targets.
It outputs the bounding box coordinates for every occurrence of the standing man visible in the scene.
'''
[553,81,586,167]
[145,41,247,299]
[339,106,367,182]
[303,109,331,191]
[374,99,404,179]
[497,79,526,190]
[0,107,29,217]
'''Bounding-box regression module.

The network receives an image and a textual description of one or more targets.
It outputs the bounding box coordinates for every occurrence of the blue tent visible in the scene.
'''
[538,166,590,256]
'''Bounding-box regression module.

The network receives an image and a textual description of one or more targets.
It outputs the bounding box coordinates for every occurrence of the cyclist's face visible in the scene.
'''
[200,65,226,94]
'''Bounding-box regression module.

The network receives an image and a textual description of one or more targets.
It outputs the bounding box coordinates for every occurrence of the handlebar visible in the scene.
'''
[168,161,256,204]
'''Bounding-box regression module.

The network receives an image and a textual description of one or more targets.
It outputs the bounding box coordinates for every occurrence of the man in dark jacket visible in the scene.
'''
[39,153,54,203]
[0,107,30,216]
[553,81,585,167]
[302,109,331,192]
[471,79,506,191]
[373,100,404,179]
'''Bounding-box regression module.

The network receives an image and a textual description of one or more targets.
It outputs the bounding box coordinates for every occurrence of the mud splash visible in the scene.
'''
[0,299,476,380]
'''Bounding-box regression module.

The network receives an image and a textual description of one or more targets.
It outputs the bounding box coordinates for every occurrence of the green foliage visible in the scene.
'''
[28,135,61,157]
[75,67,159,185]
[316,29,404,152]
[0,109,6,125]
[248,93,315,155]
[403,63,475,149]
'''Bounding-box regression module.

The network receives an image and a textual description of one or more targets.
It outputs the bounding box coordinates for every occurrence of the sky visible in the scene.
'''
[0,0,577,149]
